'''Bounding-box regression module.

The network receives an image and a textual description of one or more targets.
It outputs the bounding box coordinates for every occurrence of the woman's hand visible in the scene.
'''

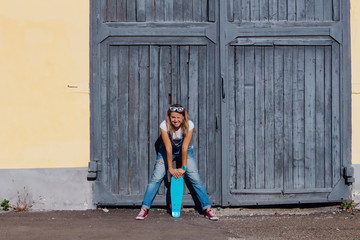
[178,168,186,176]
[169,168,181,179]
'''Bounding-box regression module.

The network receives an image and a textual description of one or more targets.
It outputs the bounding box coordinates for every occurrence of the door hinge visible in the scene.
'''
[87,160,101,181]
[343,166,355,185]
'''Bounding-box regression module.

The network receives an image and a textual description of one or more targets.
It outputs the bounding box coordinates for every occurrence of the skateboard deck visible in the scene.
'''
[170,175,184,218]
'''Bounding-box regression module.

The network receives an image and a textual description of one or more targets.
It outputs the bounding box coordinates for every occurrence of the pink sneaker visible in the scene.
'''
[136,208,148,220]
[205,209,219,221]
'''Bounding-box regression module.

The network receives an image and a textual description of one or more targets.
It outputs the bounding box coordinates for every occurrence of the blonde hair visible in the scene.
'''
[166,104,189,135]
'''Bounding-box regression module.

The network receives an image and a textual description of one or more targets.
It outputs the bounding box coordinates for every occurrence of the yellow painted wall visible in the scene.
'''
[352,0,360,165]
[0,1,358,169]
[0,0,89,169]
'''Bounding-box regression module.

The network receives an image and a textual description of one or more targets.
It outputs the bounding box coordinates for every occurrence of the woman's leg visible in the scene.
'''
[185,147,211,211]
[141,148,168,209]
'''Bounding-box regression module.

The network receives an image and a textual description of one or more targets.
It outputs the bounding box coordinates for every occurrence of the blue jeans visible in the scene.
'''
[141,146,211,211]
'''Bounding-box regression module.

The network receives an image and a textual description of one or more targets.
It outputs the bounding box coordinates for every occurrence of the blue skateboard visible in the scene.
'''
[170,175,184,218]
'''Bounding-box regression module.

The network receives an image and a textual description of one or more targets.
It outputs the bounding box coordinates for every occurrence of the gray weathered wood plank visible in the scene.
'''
[228,46,236,190]
[192,0,201,22]
[287,0,296,21]
[138,46,149,192]
[107,0,117,21]
[242,0,250,21]
[236,46,246,190]
[180,46,189,108]
[117,0,126,21]
[128,46,140,194]
[198,46,207,185]
[145,0,155,21]
[109,47,120,194]
[118,46,129,195]
[250,0,260,21]
[314,0,324,21]
[315,46,325,188]
[201,0,207,22]
[283,46,293,190]
[304,46,316,189]
[323,0,332,21]
[332,43,340,184]
[264,46,274,189]
[297,0,306,21]
[268,0,277,21]
[234,0,241,22]
[293,46,305,189]
[259,0,269,21]
[274,46,284,190]
[208,0,215,22]
[332,0,340,21]
[183,0,193,22]
[324,46,332,188]
[171,46,179,104]
[305,0,315,21]
[165,0,174,22]
[149,46,160,182]
[228,0,234,22]
[255,47,265,189]
[137,0,146,22]
[244,47,255,189]
[127,0,136,21]
[189,46,199,160]
[174,0,183,21]
[156,0,165,22]
[278,0,287,20]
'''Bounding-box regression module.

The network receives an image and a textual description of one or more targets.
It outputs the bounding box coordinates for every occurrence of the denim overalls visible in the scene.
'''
[141,132,211,211]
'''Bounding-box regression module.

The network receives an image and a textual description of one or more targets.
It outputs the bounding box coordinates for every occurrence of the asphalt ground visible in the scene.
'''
[0,205,359,240]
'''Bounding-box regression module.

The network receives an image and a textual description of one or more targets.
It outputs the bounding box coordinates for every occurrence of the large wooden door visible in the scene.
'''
[89,0,352,207]
[88,0,221,206]
[221,0,352,205]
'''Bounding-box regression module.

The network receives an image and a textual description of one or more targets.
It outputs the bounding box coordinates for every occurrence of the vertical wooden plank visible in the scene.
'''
[206,43,216,193]
[323,0,332,21]
[305,0,315,21]
[145,0,155,21]
[233,0,242,22]
[159,46,171,194]
[128,46,140,194]
[278,0,287,20]
[117,0,127,21]
[244,47,255,189]
[183,0,193,21]
[315,46,325,188]
[332,43,341,184]
[293,46,305,189]
[274,46,284,190]
[109,47,120,194]
[228,0,234,22]
[107,0,117,21]
[228,46,236,190]
[149,46,159,182]
[156,0,165,22]
[171,46,179,104]
[250,0,260,21]
[198,46,207,185]
[208,0,215,22]
[138,46,149,192]
[127,0,136,21]
[118,46,129,195]
[259,0,269,21]
[193,0,201,22]
[283,47,293,190]
[332,0,340,21]
[324,46,332,188]
[264,46,274,189]
[188,46,199,160]
[165,0,174,21]
[268,0,278,21]
[297,0,306,21]
[180,46,189,108]
[287,0,296,21]
[314,0,324,21]
[236,46,246,190]
[137,0,146,22]
[174,0,184,21]
[255,47,265,189]
[201,0,207,21]
[241,0,250,21]
[304,46,316,189]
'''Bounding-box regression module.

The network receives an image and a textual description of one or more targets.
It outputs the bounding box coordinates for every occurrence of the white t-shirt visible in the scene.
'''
[159,120,194,140]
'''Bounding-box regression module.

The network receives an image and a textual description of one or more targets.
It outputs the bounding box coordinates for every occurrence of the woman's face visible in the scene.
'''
[169,111,184,129]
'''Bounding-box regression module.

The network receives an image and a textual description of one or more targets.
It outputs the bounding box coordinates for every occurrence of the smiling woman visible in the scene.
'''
[136,104,219,221]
